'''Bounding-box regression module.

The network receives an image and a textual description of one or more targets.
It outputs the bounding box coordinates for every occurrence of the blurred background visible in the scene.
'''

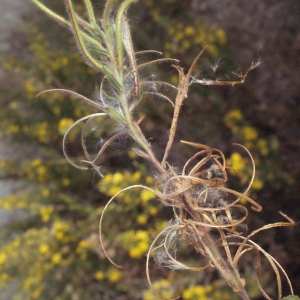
[0,0,299,299]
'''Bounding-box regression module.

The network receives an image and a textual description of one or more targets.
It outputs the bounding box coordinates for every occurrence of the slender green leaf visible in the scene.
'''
[87,45,110,58]
[83,0,96,23]
[103,90,121,103]
[64,0,103,71]
[106,107,127,125]
[102,65,124,93]
[91,21,107,40]
[30,0,70,28]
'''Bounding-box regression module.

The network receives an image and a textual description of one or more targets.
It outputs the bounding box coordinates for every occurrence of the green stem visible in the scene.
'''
[199,226,250,299]
[126,114,164,173]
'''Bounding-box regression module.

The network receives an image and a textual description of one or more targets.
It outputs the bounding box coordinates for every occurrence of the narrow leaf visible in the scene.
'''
[83,0,96,23]
[64,0,103,71]
[106,107,127,125]
[102,65,124,93]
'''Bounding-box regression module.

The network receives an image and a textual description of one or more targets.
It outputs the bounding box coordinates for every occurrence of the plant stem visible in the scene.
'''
[198,225,250,300]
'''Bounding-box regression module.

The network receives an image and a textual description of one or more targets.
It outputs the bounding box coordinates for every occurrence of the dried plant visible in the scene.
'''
[31,0,296,299]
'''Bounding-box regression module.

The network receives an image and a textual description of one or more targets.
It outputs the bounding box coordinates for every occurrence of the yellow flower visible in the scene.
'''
[137,214,147,225]
[107,186,122,196]
[36,165,47,182]
[129,241,149,259]
[243,126,258,141]
[54,220,69,231]
[51,253,62,264]
[257,138,269,156]
[149,206,158,216]
[112,172,123,185]
[136,230,149,241]
[146,176,153,184]
[216,28,227,44]
[53,220,70,242]
[224,109,243,133]
[140,190,156,202]
[133,171,141,181]
[0,252,7,265]
[174,31,184,41]
[0,273,9,281]
[32,287,44,299]
[95,271,104,281]
[40,206,54,222]
[184,26,195,36]
[39,244,50,254]
[252,177,263,190]
[183,285,206,299]
[128,149,137,159]
[8,124,20,133]
[31,158,42,167]
[128,230,150,258]
[107,268,122,283]
[102,173,113,184]
[55,231,64,241]
[58,118,74,135]
[62,178,70,186]
[24,81,36,95]
[227,152,245,173]
[226,109,243,121]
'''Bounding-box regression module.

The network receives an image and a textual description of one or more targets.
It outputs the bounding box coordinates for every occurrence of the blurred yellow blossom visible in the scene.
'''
[53,220,70,242]
[183,285,206,299]
[8,124,20,133]
[227,152,246,173]
[31,158,42,167]
[0,252,7,265]
[243,126,258,141]
[129,245,146,258]
[140,189,156,202]
[39,244,50,254]
[184,26,195,36]
[107,268,122,283]
[62,178,70,186]
[257,138,269,156]
[58,118,74,135]
[224,109,243,133]
[144,279,175,300]
[24,81,36,98]
[40,206,54,222]
[107,186,122,196]
[51,253,62,264]
[35,122,49,142]
[137,214,148,225]
[252,177,263,190]
[111,172,123,185]
[149,206,158,216]
[95,271,104,281]
[133,171,141,181]
[216,28,227,44]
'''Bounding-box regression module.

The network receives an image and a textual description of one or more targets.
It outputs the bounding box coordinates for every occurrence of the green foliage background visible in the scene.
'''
[0,0,299,299]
